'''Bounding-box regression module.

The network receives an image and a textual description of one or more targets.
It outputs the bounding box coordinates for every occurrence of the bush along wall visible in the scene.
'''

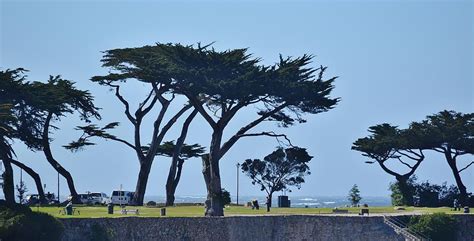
[0,201,64,241]
[408,213,457,241]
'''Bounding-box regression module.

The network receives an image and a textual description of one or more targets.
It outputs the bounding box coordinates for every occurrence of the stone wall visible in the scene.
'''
[60,215,474,241]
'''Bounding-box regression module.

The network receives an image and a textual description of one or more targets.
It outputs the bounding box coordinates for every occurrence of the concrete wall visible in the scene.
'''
[60,215,474,241]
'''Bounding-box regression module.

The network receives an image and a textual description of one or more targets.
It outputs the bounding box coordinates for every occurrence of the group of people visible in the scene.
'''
[250,197,272,212]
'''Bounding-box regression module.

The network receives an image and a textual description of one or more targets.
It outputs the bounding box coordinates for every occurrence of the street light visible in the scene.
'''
[236,162,240,205]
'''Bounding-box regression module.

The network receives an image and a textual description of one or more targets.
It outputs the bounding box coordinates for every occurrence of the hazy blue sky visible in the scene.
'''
[1,0,472,199]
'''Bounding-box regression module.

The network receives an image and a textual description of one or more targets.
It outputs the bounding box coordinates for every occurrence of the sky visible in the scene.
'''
[1,0,473,200]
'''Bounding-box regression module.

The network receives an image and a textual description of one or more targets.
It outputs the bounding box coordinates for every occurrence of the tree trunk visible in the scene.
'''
[395,176,414,206]
[10,159,46,204]
[132,160,152,206]
[203,153,224,216]
[1,158,15,205]
[42,112,80,203]
[165,109,197,206]
[266,193,273,212]
[165,158,184,206]
[445,152,468,206]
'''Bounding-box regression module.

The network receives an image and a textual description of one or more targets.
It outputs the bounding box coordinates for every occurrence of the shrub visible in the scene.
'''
[146,201,157,206]
[0,201,64,241]
[220,189,231,206]
[409,213,457,241]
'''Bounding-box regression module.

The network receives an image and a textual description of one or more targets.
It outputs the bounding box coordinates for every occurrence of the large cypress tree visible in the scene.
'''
[352,124,426,206]
[29,76,100,203]
[414,110,473,206]
[154,43,338,216]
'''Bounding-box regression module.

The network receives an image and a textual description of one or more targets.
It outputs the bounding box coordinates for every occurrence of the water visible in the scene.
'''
[2,194,391,207]
[144,195,391,208]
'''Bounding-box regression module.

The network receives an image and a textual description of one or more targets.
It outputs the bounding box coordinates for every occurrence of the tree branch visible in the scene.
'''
[220,103,289,157]
[183,91,217,129]
[110,84,136,124]
[395,156,414,169]
[459,161,474,173]
[238,132,293,147]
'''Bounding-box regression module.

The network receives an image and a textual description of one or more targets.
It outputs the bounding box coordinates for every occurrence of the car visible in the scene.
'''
[24,194,40,205]
[89,192,110,205]
[24,192,58,205]
[110,190,134,205]
[77,193,91,204]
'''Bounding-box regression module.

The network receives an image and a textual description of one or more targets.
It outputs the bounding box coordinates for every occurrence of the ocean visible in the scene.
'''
[145,195,391,208]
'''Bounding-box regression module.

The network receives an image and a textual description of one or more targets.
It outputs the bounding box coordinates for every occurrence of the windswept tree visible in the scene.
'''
[352,124,427,205]
[0,69,47,204]
[0,102,16,205]
[154,43,338,216]
[29,76,101,203]
[66,47,202,205]
[241,147,313,212]
[158,140,205,206]
[414,110,473,205]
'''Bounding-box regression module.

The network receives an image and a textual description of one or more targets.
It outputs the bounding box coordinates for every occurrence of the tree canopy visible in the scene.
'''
[241,147,313,199]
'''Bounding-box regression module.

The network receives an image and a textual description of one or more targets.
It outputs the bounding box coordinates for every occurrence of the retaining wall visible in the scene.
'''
[60,214,474,241]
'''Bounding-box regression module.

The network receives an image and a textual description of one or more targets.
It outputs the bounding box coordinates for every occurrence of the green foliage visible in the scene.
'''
[390,176,461,207]
[408,213,457,241]
[220,189,231,206]
[389,177,417,206]
[241,147,312,196]
[146,201,157,206]
[348,184,362,206]
[0,202,64,241]
[94,43,338,129]
[352,124,425,177]
[414,110,474,153]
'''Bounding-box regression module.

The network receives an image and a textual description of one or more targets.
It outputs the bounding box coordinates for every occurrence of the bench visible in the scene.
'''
[121,209,139,215]
[59,207,80,215]
[359,208,369,216]
[332,209,349,214]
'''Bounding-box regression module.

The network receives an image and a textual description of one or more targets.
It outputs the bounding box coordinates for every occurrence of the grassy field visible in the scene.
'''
[30,205,460,218]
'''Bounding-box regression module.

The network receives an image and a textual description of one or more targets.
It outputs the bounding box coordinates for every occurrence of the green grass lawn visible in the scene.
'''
[30,205,460,218]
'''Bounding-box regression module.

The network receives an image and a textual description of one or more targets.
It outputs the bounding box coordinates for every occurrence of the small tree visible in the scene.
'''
[16,180,28,204]
[220,189,231,206]
[241,147,312,212]
[348,184,362,207]
[389,176,417,206]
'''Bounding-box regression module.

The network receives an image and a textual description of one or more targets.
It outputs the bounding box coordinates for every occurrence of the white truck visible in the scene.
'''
[110,190,134,205]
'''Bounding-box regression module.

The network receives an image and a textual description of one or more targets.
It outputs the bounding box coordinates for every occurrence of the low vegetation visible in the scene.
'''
[0,202,64,241]
[408,213,457,241]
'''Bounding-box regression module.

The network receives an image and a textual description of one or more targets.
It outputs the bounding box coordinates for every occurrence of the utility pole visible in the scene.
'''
[236,162,240,205]
[57,170,60,206]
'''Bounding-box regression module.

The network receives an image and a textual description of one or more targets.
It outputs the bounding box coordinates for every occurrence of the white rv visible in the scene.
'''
[110,190,134,205]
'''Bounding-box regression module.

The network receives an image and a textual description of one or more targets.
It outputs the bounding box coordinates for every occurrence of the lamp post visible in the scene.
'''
[57,170,60,206]
[236,162,240,205]
[56,164,60,206]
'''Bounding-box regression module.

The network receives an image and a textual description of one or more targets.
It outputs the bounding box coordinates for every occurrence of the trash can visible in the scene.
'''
[160,207,166,216]
[278,196,290,207]
[464,206,470,214]
[108,203,114,214]
[66,205,73,215]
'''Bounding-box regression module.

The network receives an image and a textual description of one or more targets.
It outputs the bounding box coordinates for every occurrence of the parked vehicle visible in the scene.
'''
[89,192,110,205]
[24,192,58,205]
[110,190,134,205]
[77,193,91,204]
